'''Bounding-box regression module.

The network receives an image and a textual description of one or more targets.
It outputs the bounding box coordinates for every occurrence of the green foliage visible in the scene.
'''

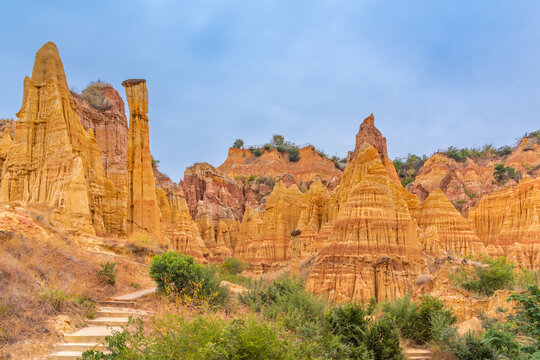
[272,134,285,146]
[326,302,370,348]
[97,261,117,286]
[149,252,229,307]
[288,146,300,162]
[221,258,245,276]
[249,147,262,157]
[83,315,303,360]
[81,80,114,111]
[365,316,404,360]
[454,257,515,296]
[151,156,160,167]
[247,174,257,182]
[393,153,428,186]
[449,332,497,360]
[507,285,540,345]
[443,146,470,162]
[40,289,70,310]
[233,139,244,148]
[381,294,456,344]
[494,163,520,183]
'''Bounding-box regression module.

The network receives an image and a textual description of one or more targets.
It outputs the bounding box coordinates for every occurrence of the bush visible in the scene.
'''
[272,134,285,146]
[365,316,404,360]
[250,147,262,157]
[149,252,229,307]
[81,81,114,111]
[40,289,70,311]
[83,315,303,360]
[458,257,515,296]
[507,285,540,345]
[221,258,245,276]
[233,139,244,148]
[288,146,300,162]
[444,146,470,162]
[493,163,520,183]
[326,302,370,348]
[381,294,456,344]
[450,332,497,360]
[97,261,117,286]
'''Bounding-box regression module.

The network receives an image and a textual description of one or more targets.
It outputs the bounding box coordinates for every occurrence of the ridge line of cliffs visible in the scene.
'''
[0,41,538,303]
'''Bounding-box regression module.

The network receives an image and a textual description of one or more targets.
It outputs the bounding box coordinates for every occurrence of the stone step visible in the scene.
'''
[63,325,122,343]
[100,300,135,308]
[87,316,130,326]
[49,350,111,360]
[96,307,153,318]
[54,342,106,352]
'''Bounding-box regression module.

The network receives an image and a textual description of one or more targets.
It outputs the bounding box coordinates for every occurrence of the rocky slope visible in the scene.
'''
[218,145,342,185]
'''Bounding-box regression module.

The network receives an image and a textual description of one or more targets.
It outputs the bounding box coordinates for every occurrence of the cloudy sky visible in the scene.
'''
[1,1,540,180]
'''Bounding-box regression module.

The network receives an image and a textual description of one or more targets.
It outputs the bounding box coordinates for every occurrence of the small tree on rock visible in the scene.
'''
[233,139,244,149]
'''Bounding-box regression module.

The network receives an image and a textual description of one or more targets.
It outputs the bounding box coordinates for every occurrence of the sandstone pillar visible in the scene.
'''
[122,79,162,242]
[290,229,301,279]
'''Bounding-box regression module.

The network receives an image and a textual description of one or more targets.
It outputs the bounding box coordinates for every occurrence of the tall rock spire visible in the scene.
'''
[0,42,125,235]
[123,79,162,242]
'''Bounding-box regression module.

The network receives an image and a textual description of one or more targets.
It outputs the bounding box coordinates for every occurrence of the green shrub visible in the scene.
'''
[288,146,300,162]
[250,147,262,157]
[507,285,540,345]
[41,289,70,310]
[444,146,470,162]
[97,261,117,285]
[381,294,455,344]
[221,257,245,275]
[450,332,497,360]
[326,302,370,348]
[365,316,403,360]
[83,315,302,360]
[459,257,515,296]
[272,134,285,146]
[233,139,244,149]
[149,252,229,307]
[494,163,519,183]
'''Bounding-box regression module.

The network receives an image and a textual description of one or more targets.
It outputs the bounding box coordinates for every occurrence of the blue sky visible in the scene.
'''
[1,1,540,181]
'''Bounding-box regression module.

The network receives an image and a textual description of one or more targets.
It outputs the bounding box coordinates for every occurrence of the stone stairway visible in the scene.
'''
[48,288,155,360]
[404,347,432,360]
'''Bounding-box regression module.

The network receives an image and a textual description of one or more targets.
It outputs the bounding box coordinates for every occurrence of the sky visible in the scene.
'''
[1,1,540,181]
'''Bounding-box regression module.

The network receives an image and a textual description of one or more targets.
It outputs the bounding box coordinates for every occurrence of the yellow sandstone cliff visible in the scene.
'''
[122,79,162,242]
[0,42,125,236]
[306,144,428,302]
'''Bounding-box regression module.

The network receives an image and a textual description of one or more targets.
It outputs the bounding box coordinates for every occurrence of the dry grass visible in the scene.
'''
[0,213,153,359]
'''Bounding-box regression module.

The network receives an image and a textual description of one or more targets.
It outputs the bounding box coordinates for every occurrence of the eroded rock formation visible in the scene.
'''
[73,83,128,191]
[412,189,486,256]
[0,42,125,236]
[306,144,428,302]
[218,145,342,185]
[469,177,540,269]
[123,79,162,242]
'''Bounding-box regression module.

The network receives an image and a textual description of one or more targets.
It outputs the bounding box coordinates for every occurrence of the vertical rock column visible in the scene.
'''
[290,230,301,279]
[122,79,162,242]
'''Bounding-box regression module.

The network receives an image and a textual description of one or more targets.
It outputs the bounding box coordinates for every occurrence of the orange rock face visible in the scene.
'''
[306,144,428,302]
[412,189,486,256]
[469,177,540,269]
[236,181,304,264]
[0,42,125,236]
[350,113,400,184]
[218,145,342,184]
[73,83,128,191]
[123,79,162,242]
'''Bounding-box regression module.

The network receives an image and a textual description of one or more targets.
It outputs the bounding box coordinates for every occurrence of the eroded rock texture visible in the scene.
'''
[469,177,540,269]
[306,144,428,302]
[73,83,128,191]
[123,79,162,242]
[412,189,486,256]
[0,42,125,236]
[218,145,342,184]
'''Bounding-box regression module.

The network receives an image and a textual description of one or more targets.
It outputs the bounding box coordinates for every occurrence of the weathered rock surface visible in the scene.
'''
[412,189,486,256]
[123,79,162,242]
[0,42,125,236]
[469,177,540,269]
[218,145,342,184]
[350,113,400,184]
[307,144,428,302]
[236,181,304,265]
[73,83,128,191]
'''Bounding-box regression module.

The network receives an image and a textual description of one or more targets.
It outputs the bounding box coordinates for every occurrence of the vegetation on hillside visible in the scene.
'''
[450,256,538,297]
[393,154,428,187]
[80,80,114,111]
[493,163,521,184]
